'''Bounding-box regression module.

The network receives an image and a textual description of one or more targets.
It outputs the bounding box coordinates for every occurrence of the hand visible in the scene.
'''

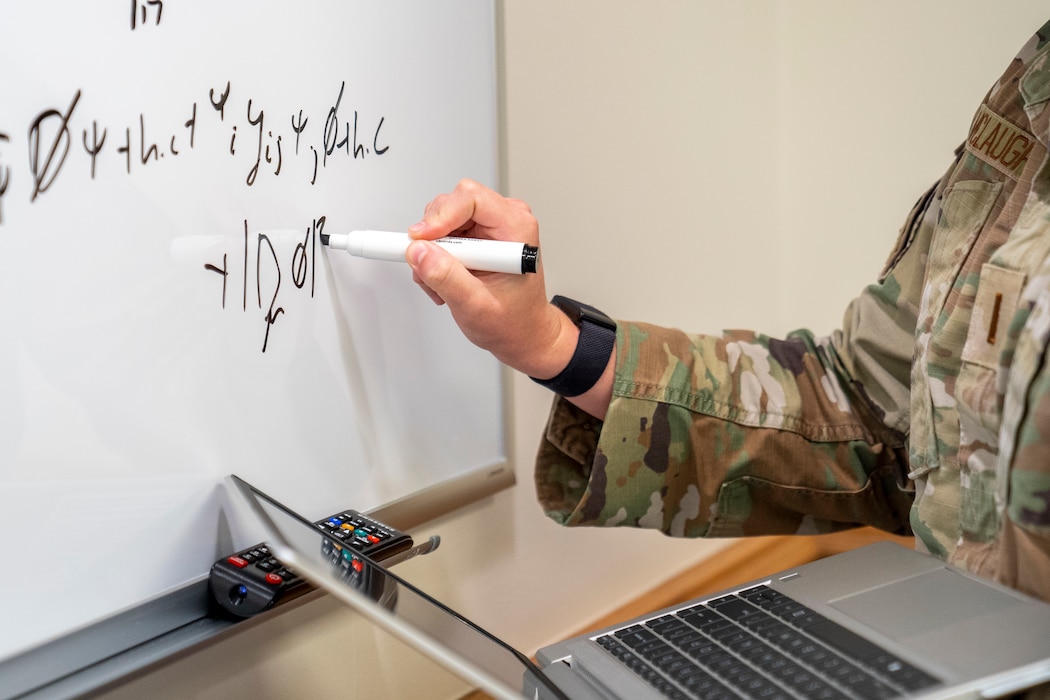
[406,179,578,380]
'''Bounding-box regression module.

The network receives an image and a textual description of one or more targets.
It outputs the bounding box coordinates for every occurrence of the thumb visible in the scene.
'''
[406,239,479,305]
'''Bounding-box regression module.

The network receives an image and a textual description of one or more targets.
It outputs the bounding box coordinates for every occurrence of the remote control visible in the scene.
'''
[209,508,413,618]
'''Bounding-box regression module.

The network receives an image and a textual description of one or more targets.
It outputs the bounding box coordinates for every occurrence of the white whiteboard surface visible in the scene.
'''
[0,1,503,662]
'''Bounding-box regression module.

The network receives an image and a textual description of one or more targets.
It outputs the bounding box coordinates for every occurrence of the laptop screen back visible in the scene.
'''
[231,476,568,700]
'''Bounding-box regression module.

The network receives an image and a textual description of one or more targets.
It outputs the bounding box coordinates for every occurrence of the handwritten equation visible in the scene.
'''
[205,217,326,353]
[131,0,163,30]
[0,79,389,223]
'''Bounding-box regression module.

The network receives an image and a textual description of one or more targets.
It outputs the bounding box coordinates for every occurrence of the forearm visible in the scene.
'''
[536,322,914,537]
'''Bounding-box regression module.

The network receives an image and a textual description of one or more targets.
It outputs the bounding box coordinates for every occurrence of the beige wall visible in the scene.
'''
[99,3,1047,698]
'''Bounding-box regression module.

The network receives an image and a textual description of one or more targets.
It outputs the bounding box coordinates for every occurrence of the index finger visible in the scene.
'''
[409,179,520,242]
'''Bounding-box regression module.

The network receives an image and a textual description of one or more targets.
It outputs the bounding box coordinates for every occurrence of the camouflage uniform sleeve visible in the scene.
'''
[535,175,947,538]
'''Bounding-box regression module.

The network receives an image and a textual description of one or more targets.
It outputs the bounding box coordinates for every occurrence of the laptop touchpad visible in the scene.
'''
[829,568,1021,639]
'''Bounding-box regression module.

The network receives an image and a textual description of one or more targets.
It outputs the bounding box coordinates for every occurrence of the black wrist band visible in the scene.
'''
[530,296,616,397]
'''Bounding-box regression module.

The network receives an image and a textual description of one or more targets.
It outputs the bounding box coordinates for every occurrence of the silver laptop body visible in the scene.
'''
[228,475,1050,699]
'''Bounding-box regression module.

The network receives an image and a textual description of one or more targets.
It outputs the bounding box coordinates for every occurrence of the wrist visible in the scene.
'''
[519,304,579,380]
[529,296,616,397]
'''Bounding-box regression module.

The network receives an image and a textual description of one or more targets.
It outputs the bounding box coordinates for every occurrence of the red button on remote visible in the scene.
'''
[227,556,249,568]
[265,572,283,585]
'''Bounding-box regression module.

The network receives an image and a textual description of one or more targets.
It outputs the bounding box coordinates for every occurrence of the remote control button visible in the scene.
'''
[265,572,283,585]
[227,556,249,568]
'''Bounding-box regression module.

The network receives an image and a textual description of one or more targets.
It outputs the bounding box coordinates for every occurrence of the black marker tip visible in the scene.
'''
[319,232,330,246]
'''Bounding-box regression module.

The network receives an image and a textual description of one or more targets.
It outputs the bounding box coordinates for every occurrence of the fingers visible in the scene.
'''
[409,179,536,244]
[406,239,481,308]
[411,269,446,306]
[409,179,482,240]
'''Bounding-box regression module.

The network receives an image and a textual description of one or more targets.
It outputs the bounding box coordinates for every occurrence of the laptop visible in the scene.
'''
[226,475,1050,699]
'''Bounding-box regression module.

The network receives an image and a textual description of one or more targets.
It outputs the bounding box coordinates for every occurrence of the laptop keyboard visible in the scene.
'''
[595,584,940,700]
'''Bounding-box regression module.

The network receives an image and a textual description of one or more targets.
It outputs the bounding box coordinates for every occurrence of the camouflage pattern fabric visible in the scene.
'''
[535,20,1050,604]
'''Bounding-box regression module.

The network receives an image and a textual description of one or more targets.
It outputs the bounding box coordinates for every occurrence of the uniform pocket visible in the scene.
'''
[909,179,1002,479]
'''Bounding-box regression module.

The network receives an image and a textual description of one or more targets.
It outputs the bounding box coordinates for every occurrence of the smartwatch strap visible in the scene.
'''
[530,297,615,397]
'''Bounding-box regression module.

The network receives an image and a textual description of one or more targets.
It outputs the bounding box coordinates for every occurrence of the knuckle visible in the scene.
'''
[456,178,481,194]
[507,197,532,214]
[425,249,455,289]
[425,193,449,217]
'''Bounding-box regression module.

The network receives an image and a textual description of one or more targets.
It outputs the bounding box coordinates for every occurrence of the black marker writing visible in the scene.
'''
[0,133,9,224]
[245,99,278,186]
[351,112,366,159]
[3,81,391,224]
[256,233,284,353]
[243,221,248,310]
[184,102,197,149]
[292,216,323,295]
[116,127,132,174]
[323,82,346,167]
[210,81,231,121]
[204,254,228,309]
[266,131,282,177]
[291,110,307,154]
[82,121,106,178]
[113,104,197,174]
[28,90,80,202]
[323,82,388,164]
[205,217,322,352]
[372,116,389,156]
[131,0,163,30]
[140,114,161,165]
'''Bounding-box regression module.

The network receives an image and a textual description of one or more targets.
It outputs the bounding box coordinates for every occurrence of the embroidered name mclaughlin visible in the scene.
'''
[966,104,1037,180]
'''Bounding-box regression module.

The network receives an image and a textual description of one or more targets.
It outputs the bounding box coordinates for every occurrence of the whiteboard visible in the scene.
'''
[0,0,504,662]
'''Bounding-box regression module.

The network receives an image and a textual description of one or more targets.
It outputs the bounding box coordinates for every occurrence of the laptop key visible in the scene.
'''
[615,624,657,647]
[677,604,725,630]
[709,596,764,623]
[743,616,785,635]
[597,635,640,662]
[649,617,705,645]
[681,670,732,696]
[677,637,720,660]
[740,585,789,608]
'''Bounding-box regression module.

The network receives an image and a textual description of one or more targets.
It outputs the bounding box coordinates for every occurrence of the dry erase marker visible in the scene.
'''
[320,230,539,275]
